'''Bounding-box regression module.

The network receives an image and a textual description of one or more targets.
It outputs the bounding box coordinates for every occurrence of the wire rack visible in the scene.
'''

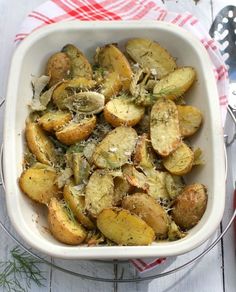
[0,99,235,283]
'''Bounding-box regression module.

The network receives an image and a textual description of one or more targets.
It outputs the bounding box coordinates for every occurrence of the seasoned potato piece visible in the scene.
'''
[97,208,155,245]
[104,99,145,127]
[25,121,58,165]
[122,193,169,237]
[150,98,181,157]
[113,176,131,205]
[153,67,196,100]
[171,183,207,230]
[165,173,185,199]
[85,170,114,217]
[134,134,156,169]
[177,105,203,137]
[63,183,95,229]
[101,71,122,101]
[19,163,61,204]
[55,116,96,145]
[126,38,177,79]
[48,197,87,245]
[46,52,71,87]
[52,78,97,109]
[96,44,132,90]
[122,164,149,191]
[62,44,93,79]
[93,126,138,169]
[145,169,169,199]
[38,111,72,132]
[72,152,90,185]
[163,142,194,175]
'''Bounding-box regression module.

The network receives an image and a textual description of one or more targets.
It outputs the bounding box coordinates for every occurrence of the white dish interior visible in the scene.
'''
[3,21,225,259]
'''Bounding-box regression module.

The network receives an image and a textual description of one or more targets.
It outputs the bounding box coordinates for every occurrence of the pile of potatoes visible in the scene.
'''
[19,38,207,246]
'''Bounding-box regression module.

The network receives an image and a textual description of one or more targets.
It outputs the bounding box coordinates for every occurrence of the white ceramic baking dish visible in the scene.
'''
[3,21,225,259]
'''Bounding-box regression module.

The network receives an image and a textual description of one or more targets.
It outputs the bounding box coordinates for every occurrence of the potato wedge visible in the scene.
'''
[126,38,177,79]
[38,111,72,132]
[177,105,203,137]
[85,170,114,217]
[134,134,156,169]
[62,44,93,79]
[171,183,207,230]
[97,208,155,245]
[122,193,169,237]
[163,142,194,175]
[48,197,87,245]
[19,163,62,204]
[96,44,132,90]
[92,126,138,169]
[153,67,196,100]
[100,71,122,101]
[55,116,96,145]
[104,98,144,127]
[150,98,181,157]
[63,183,95,229]
[46,52,71,87]
[25,121,58,165]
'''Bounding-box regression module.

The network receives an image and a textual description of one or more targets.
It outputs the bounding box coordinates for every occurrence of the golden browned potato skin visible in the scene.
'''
[19,163,62,205]
[171,183,207,230]
[48,198,87,245]
[46,52,71,87]
[122,193,169,237]
[38,111,73,132]
[55,116,97,145]
[97,208,155,245]
[25,121,58,166]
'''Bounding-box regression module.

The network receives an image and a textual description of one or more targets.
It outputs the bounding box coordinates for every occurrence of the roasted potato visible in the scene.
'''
[55,116,96,145]
[165,173,185,199]
[19,163,62,204]
[85,170,114,217]
[62,44,93,79]
[163,142,194,175]
[96,44,132,90]
[92,126,138,169]
[97,208,155,245]
[153,67,196,100]
[150,98,181,157]
[100,71,122,101]
[145,169,170,199]
[38,111,73,132]
[104,98,145,127]
[46,52,71,87]
[177,105,203,137]
[122,193,169,237]
[171,183,207,230]
[126,38,177,79]
[63,183,95,229]
[122,164,149,191]
[113,176,131,205]
[48,197,87,245]
[25,121,58,165]
[72,152,90,185]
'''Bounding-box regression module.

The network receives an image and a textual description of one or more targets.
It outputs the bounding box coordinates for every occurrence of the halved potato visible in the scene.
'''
[25,121,58,165]
[38,111,73,132]
[153,67,196,100]
[171,183,207,230]
[62,44,93,79]
[97,208,155,245]
[122,193,169,237]
[104,98,145,127]
[92,126,138,169]
[19,163,62,205]
[48,197,87,245]
[63,183,95,229]
[177,105,203,137]
[96,44,132,90]
[150,98,181,157]
[145,169,169,199]
[101,71,122,101]
[55,116,96,145]
[126,38,177,79]
[46,52,71,87]
[163,142,194,175]
[85,170,114,217]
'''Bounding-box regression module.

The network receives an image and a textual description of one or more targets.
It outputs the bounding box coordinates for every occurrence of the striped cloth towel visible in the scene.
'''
[15,0,229,273]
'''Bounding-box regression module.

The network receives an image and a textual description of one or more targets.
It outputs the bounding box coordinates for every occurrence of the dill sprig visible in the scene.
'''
[0,246,46,292]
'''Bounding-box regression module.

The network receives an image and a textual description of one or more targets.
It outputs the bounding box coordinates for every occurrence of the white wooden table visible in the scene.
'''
[0,0,235,291]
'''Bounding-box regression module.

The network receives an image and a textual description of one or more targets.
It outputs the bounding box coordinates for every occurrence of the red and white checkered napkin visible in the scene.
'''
[15,0,229,273]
